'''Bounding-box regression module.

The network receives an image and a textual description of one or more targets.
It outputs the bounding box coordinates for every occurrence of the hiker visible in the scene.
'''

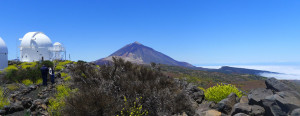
[49,67,55,84]
[40,65,49,86]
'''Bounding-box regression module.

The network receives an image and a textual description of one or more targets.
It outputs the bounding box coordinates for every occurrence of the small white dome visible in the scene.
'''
[20,32,52,48]
[0,37,8,54]
[53,42,62,46]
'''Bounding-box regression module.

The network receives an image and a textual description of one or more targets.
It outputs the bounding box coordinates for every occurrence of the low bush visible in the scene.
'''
[4,65,18,72]
[61,73,68,78]
[62,58,195,115]
[42,60,54,67]
[35,79,43,85]
[48,84,76,116]
[57,60,73,66]
[6,84,19,91]
[0,87,10,109]
[118,96,148,116]
[63,76,71,81]
[204,83,243,103]
[55,66,64,71]
[22,79,33,86]
[20,62,37,69]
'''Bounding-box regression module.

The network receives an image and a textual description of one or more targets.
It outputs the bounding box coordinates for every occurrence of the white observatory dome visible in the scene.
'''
[20,32,53,62]
[0,37,8,70]
[52,42,66,60]
[20,32,52,48]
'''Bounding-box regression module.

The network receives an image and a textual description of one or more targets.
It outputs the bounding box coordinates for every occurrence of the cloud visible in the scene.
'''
[201,65,300,80]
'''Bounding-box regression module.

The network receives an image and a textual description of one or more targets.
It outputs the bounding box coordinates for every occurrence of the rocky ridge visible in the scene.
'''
[185,77,300,116]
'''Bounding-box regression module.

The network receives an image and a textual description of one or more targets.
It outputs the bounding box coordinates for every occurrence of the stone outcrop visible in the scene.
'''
[265,77,292,92]
[213,93,238,114]
[248,88,273,105]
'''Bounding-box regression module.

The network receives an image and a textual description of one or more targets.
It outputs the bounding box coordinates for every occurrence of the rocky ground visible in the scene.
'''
[1,65,300,116]
[0,74,65,116]
[182,77,300,116]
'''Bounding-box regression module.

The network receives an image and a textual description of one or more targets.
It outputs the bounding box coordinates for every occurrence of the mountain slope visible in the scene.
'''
[94,42,194,67]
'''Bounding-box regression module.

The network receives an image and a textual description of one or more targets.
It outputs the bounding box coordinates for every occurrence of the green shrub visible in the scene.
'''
[57,60,73,66]
[204,83,243,103]
[20,62,37,69]
[42,60,54,67]
[118,96,148,116]
[22,79,33,86]
[35,79,43,85]
[55,66,64,71]
[0,87,10,109]
[48,84,76,116]
[64,76,71,81]
[6,84,19,91]
[4,63,42,83]
[4,65,18,72]
[61,73,68,78]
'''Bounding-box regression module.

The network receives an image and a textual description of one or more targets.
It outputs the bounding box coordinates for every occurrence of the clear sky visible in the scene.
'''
[0,0,299,66]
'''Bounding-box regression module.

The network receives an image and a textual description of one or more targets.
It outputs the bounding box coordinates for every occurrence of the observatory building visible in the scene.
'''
[19,32,66,62]
[52,42,66,60]
[0,37,8,70]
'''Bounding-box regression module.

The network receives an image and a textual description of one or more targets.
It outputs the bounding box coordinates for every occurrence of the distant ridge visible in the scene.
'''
[94,42,195,67]
[94,42,279,76]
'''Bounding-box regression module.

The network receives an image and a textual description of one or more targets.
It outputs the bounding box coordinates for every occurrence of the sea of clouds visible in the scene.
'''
[200,65,300,80]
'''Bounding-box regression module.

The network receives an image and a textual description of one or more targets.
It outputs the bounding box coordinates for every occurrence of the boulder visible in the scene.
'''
[231,103,265,116]
[21,97,32,109]
[261,99,286,116]
[213,93,238,114]
[0,110,6,115]
[265,91,300,114]
[198,110,222,116]
[5,103,24,114]
[291,108,300,116]
[265,78,292,92]
[187,84,204,104]
[248,88,273,105]
[28,85,37,90]
[234,113,249,116]
[239,96,249,104]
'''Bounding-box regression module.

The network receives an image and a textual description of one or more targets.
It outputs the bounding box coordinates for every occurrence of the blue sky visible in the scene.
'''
[0,0,300,66]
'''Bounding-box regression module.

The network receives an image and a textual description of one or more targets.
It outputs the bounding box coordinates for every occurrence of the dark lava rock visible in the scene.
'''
[6,103,24,114]
[291,108,300,116]
[239,96,249,104]
[0,109,6,115]
[265,91,300,114]
[234,113,249,116]
[213,93,238,114]
[21,97,33,109]
[261,99,287,116]
[248,88,273,105]
[231,103,265,116]
[28,85,37,90]
[187,84,204,104]
[265,77,292,92]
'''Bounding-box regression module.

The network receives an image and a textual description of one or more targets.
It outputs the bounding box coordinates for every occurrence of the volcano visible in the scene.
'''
[94,41,194,67]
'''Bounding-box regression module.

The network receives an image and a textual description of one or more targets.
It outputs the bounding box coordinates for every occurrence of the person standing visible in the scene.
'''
[49,67,55,84]
[40,65,49,86]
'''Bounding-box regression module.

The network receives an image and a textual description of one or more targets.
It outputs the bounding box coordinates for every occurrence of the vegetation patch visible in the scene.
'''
[118,96,148,116]
[63,76,71,81]
[204,83,243,103]
[22,79,33,86]
[48,84,76,116]
[61,58,195,115]
[60,73,68,78]
[35,79,43,85]
[6,84,19,91]
[0,87,10,109]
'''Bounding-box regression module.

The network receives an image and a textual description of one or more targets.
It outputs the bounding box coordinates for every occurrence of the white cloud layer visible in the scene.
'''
[201,65,300,80]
